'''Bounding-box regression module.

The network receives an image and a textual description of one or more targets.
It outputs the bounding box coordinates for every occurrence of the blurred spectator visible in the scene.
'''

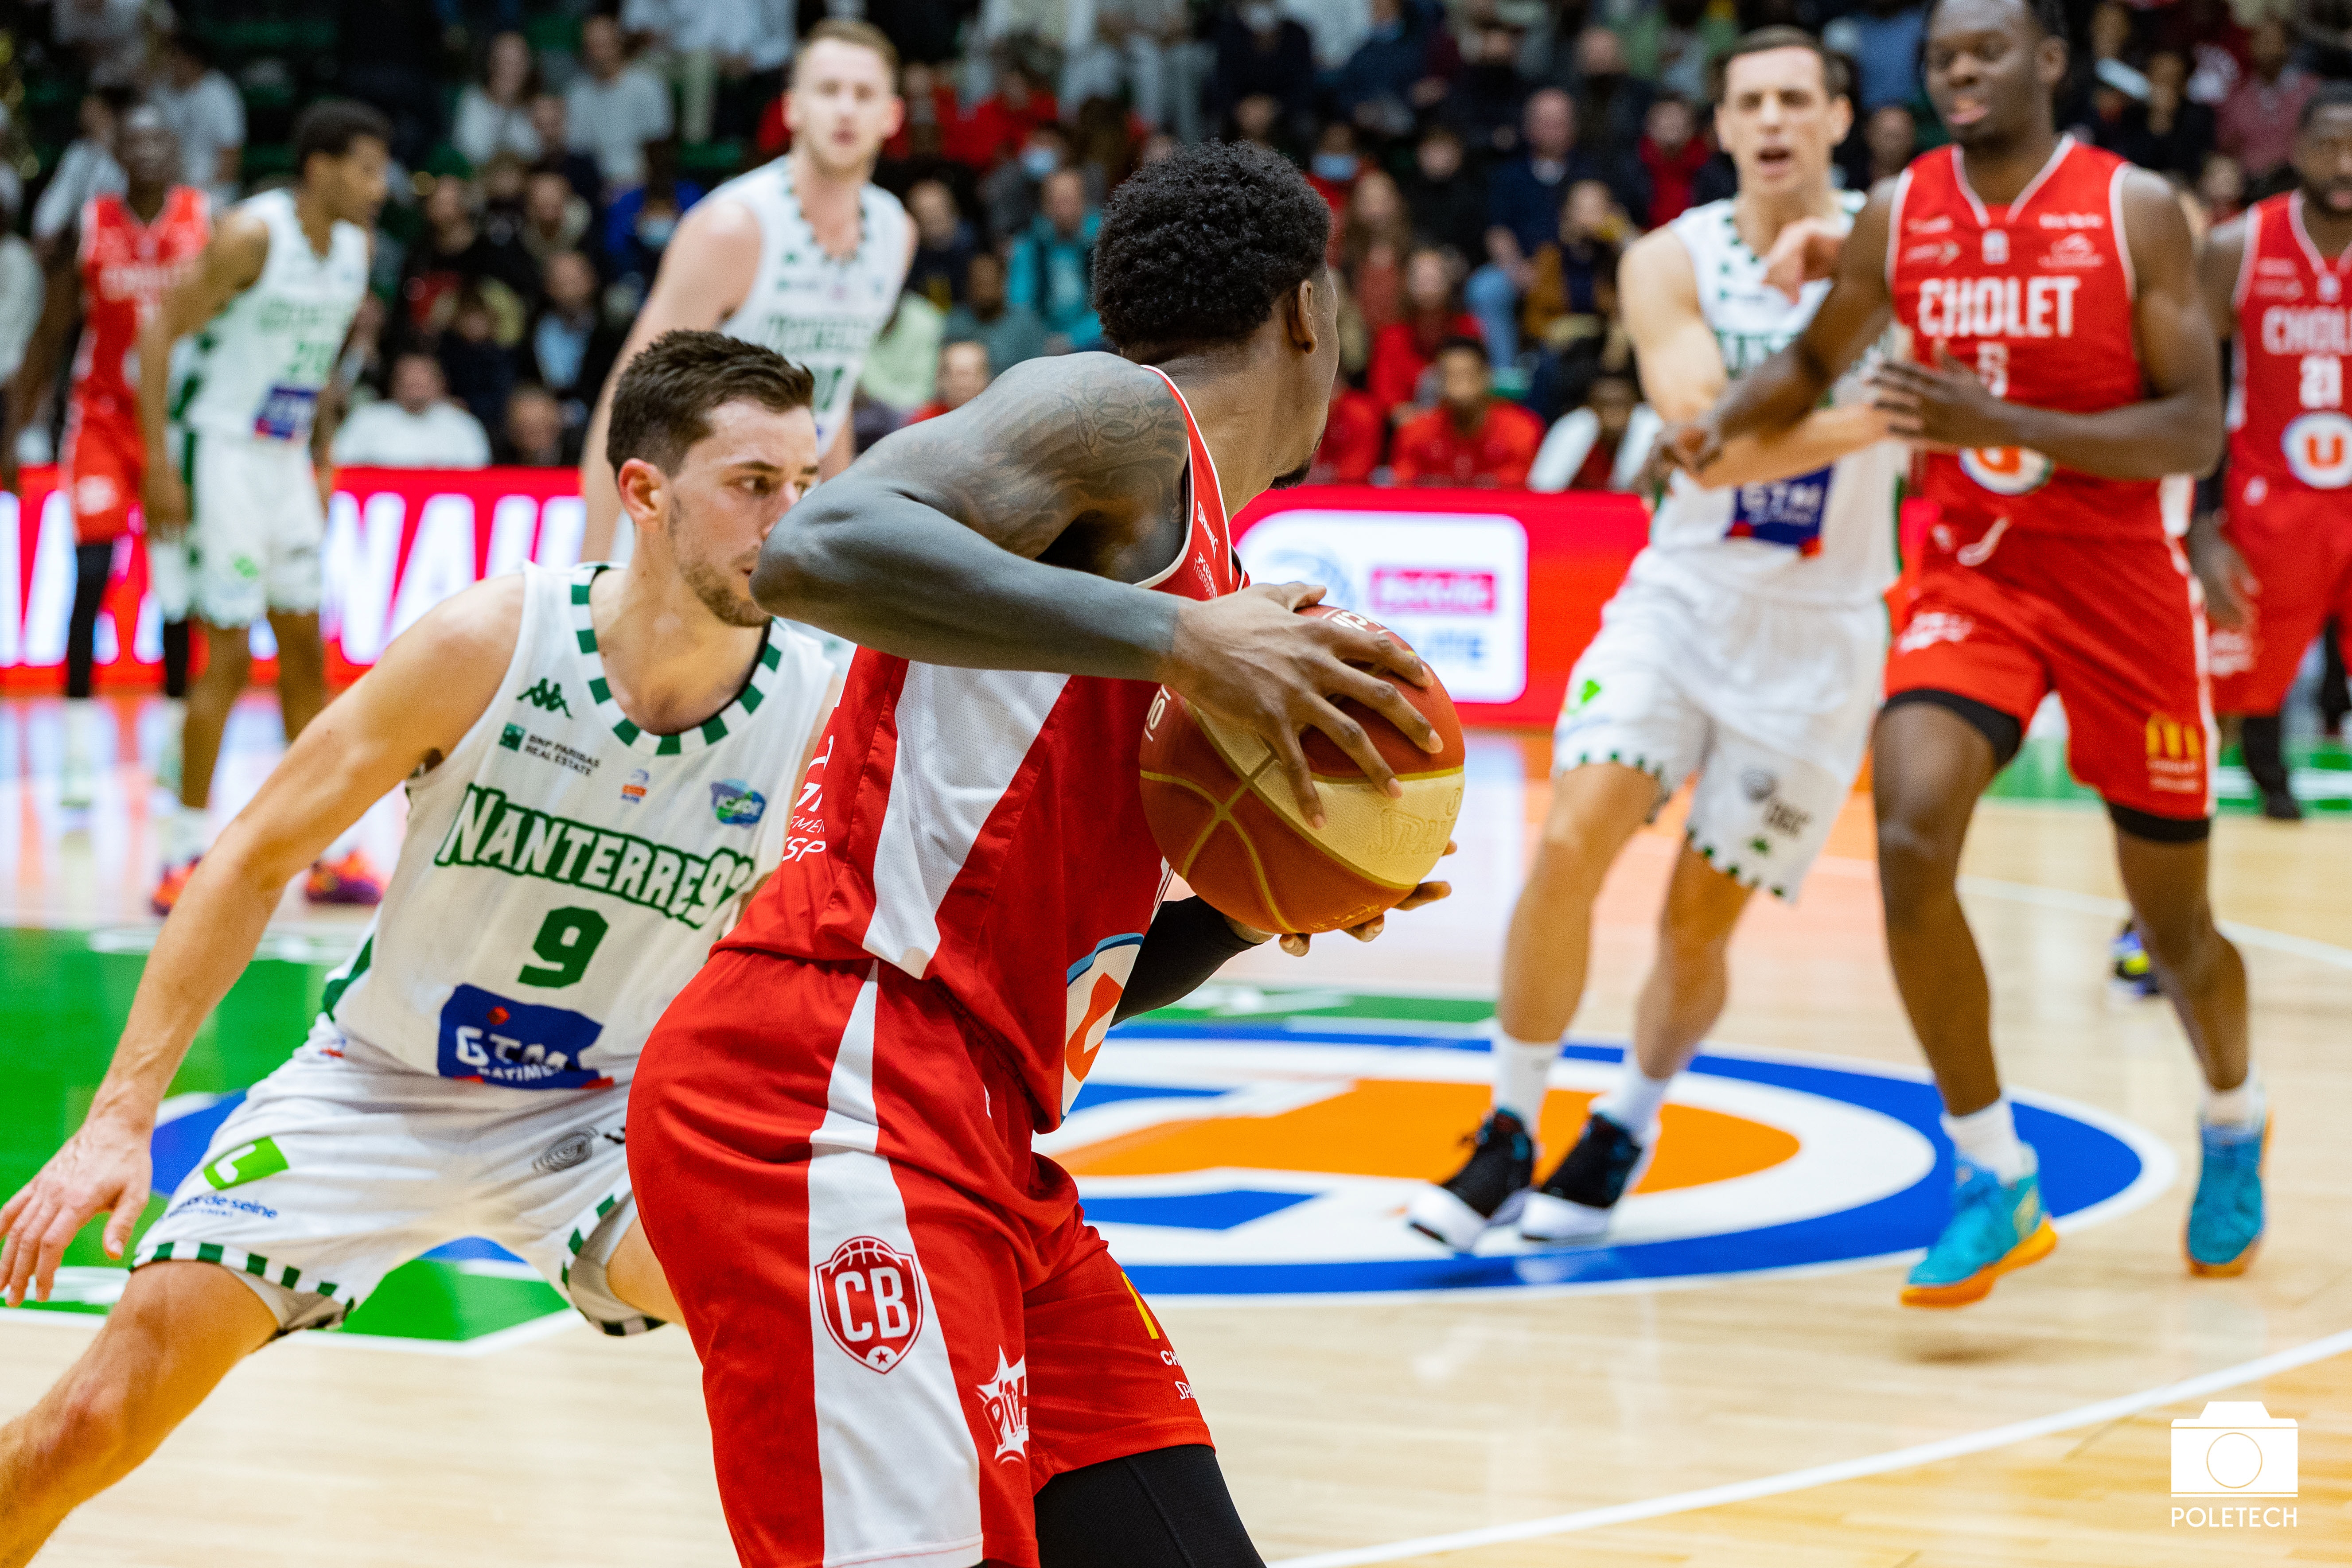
[519,168,597,269]
[1862,103,1919,187]
[1399,124,1488,261]
[1570,27,1655,167]
[1454,18,1534,160]
[454,31,545,170]
[605,140,705,292]
[0,184,39,389]
[499,384,580,466]
[1824,0,1928,115]
[527,252,626,417]
[1624,0,1739,105]
[568,14,676,191]
[333,352,493,468]
[2198,151,2247,223]
[1231,94,1293,159]
[859,293,949,416]
[2218,20,2315,183]
[1072,97,1141,197]
[1286,0,1376,74]
[480,154,533,233]
[951,62,1060,171]
[1083,0,1195,134]
[2300,0,2352,82]
[1472,89,1618,366]
[906,339,993,422]
[53,0,147,88]
[334,294,391,411]
[1308,379,1387,483]
[1370,246,1483,417]
[1530,370,1659,492]
[980,122,1072,248]
[530,96,607,214]
[942,250,1049,370]
[335,0,446,169]
[1218,3,1320,138]
[401,175,541,337]
[905,179,977,310]
[621,0,793,144]
[1390,337,1544,486]
[2165,0,2250,107]
[440,290,520,434]
[1335,0,1458,140]
[33,91,128,256]
[1340,170,1412,334]
[1522,179,1623,345]
[2103,52,2216,179]
[1008,168,1102,350]
[1307,121,1364,211]
[1635,96,1709,229]
[153,34,245,211]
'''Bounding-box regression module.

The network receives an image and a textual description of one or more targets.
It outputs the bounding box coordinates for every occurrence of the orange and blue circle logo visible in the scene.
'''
[1051,1008,2167,1298]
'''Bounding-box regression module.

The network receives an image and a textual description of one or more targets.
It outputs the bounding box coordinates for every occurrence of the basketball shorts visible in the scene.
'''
[1887,511,2212,821]
[1552,554,1885,899]
[184,428,324,626]
[2209,480,2352,716]
[631,950,1214,1568]
[60,399,144,545]
[133,1018,655,1336]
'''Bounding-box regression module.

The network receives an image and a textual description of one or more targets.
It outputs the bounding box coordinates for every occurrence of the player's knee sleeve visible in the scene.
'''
[1033,1444,1265,1568]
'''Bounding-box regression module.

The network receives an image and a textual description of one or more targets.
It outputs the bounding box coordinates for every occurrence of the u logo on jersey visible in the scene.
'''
[2282,412,2352,488]
[1959,445,2054,495]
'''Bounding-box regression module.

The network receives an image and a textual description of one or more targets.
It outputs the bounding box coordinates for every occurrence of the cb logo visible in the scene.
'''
[814,1235,926,1373]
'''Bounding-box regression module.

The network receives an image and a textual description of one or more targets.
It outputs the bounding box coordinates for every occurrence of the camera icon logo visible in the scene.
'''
[2171,1402,2297,1497]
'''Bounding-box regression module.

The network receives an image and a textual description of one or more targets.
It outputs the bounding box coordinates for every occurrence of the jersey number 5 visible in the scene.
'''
[519,907,610,988]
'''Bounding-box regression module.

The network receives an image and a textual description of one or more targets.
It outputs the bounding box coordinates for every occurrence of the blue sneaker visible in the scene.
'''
[1902,1154,2059,1308]
[2110,923,2160,999]
[2187,1116,2267,1276]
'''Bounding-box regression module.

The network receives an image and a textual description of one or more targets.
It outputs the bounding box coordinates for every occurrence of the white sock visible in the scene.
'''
[161,803,209,865]
[1490,1024,1560,1125]
[2201,1071,2265,1131]
[1592,1061,1674,1142]
[1943,1098,2031,1183]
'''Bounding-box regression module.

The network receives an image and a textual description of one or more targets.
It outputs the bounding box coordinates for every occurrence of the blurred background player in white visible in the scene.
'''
[1,109,208,809]
[579,20,913,561]
[1408,29,1903,1252]
[0,333,835,1563]
[136,101,387,914]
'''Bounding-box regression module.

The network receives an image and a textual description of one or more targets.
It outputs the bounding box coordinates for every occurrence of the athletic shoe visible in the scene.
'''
[1901,1154,2058,1308]
[58,750,97,809]
[1405,1110,1536,1252]
[306,849,385,906]
[150,857,199,916]
[1520,1110,1653,1244]
[2258,786,2303,822]
[2186,1116,2267,1277]
[2110,923,2160,999]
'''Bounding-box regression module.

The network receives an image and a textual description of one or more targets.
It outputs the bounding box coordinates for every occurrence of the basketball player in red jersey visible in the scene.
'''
[2191,86,2352,822]
[631,144,1446,1566]
[0,109,206,806]
[1668,0,2264,1307]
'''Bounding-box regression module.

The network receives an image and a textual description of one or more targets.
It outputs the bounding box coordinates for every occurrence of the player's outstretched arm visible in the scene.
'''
[578,199,763,559]
[134,210,269,533]
[0,580,522,1307]
[755,351,1441,820]
[1871,171,2223,479]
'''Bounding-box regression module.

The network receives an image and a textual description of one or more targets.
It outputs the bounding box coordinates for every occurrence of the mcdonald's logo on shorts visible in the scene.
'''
[2145,712,2207,792]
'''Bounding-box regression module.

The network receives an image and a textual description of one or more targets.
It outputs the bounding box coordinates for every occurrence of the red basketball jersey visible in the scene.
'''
[74,188,211,416]
[1887,136,2161,537]
[2225,191,2352,493]
[722,366,1244,1130]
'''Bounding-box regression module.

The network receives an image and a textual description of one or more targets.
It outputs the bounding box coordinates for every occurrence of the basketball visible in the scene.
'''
[1138,606,1466,934]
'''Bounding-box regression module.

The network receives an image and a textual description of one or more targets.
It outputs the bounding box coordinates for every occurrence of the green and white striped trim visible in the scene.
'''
[557,1185,665,1335]
[1685,824,1791,903]
[567,565,783,756]
[133,1238,355,1310]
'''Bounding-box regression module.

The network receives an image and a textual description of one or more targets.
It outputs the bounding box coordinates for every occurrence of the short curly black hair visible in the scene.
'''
[1093,142,1332,358]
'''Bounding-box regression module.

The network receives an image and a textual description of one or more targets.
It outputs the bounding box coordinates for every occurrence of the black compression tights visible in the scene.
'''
[64,543,111,700]
[1023,1444,1265,1568]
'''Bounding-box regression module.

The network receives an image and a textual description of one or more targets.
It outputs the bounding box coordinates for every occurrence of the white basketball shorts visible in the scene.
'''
[184,428,324,626]
[134,1019,654,1335]
[1552,554,1886,898]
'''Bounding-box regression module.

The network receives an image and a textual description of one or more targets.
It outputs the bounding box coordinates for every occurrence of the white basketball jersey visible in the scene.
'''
[710,159,911,453]
[320,564,833,1089]
[179,189,369,443]
[1642,195,1903,604]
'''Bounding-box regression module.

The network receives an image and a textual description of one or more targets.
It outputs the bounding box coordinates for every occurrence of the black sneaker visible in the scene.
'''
[2259,786,2304,822]
[1519,1111,1651,1243]
[1405,1110,1536,1252]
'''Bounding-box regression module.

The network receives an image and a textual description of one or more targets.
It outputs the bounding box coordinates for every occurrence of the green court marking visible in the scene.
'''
[1983,735,2350,813]
[338,1261,569,1342]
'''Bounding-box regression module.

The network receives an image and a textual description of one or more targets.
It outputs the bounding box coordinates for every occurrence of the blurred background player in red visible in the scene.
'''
[0,107,206,809]
[1390,336,1545,486]
[2192,85,2352,822]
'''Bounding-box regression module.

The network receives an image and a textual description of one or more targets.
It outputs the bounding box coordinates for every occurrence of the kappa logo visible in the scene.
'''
[974,1349,1032,1461]
[815,1235,927,1373]
[1981,229,2009,265]
[517,679,572,718]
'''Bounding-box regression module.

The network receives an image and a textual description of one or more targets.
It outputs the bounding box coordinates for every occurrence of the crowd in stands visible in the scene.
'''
[4,0,2349,489]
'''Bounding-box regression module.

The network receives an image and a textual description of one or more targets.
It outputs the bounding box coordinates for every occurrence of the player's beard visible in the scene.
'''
[670,502,772,628]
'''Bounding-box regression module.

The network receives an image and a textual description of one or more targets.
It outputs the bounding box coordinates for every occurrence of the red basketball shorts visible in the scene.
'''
[1886,513,2213,820]
[629,949,1212,1568]
[60,398,144,545]
[2209,481,2352,716]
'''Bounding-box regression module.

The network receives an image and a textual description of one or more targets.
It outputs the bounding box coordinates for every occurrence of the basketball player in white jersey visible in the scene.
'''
[0,333,836,1560]
[1408,30,1905,1250]
[136,101,387,914]
[580,19,914,561]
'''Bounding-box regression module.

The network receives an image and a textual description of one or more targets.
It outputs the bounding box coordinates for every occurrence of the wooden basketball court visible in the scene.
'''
[2,695,2344,1565]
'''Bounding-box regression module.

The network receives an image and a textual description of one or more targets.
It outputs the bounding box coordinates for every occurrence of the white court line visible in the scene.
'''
[1274,1327,2352,1567]
[1959,874,2352,973]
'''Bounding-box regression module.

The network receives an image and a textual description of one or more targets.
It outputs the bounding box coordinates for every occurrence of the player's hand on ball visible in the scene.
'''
[144,464,190,538]
[0,1113,155,1307]
[1163,583,1440,828]
[1870,346,2015,450]
[1229,842,1456,955]
[2191,527,2257,631]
